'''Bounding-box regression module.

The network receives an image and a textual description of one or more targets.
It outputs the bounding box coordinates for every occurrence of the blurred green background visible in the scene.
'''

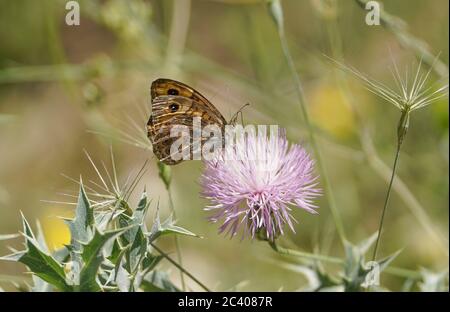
[0,0,448,291]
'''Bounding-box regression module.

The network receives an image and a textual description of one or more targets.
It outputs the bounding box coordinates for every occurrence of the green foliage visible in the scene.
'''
[0,181,199,292]
[1,214,70,291]
[281,262,342,292]
[148,211,201,242]
[418,269,449,292]
[341,234,401,291]
[140,271,180,292]
[0,0,447,293]
[280,234,402,292]
[67,181,94,251]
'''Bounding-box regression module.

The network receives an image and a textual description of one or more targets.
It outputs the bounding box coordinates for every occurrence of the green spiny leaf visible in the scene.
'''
[79,228,125,291]
[126,227,147,273]
[342,238,370,292]
[120,212,146,246]
[419,269,449,292]
[0,234,20,240]
[148,213,200,242]
[377,249,402,272]
[107,239,122,264]
[113,245,130,281]
[35,221,50,254]
[357,232,378,255]
[141,253,163,273]
[132,253,163,291]
[20,211,35,239]
[342,236,400,292]
[137,189,149,212]
[1,213,70,291]
[67,182,94,251]
[141,271,180,292]
[280,261,341,292]
[19,235,70,291]
[115,253,132,292]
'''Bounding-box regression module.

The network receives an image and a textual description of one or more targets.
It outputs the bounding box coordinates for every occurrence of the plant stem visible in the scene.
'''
[161,1,191,290]
[150,242,210,292]
[268,241,421,279]
[164,0,191,75]
[44,0,77,98]
[322,4,448,257]
[372,141,402,262]
[158,162,186,291]
[363,134,449,256]
[269,240,342,264]
[269,0,346,243]
[163,187,186,291]
[167,189,186,291]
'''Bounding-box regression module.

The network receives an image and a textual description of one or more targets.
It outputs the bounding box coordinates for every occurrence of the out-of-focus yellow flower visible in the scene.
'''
[41,208,72,251]
[431,97,449,131]
[310,83,355,139]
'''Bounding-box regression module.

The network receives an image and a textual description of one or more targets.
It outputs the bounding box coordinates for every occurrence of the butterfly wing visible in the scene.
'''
[147,79,226,165]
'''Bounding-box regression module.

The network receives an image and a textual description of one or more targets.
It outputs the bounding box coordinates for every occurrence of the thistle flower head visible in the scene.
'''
[200,128,321,241]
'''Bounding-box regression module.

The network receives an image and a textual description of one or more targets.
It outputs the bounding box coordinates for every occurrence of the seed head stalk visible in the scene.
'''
[371,123,402,263]
[328,55,449,262]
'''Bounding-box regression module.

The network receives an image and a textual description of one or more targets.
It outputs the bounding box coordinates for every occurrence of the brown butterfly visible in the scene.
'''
[147,78,228,165]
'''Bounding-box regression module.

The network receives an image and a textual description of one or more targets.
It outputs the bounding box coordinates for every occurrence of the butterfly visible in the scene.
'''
[147,78,228,165]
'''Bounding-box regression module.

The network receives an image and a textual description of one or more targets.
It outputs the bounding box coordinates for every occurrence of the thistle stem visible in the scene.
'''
[157,162,186,290]
[167,189,186,291]
[372,141,402,263]
[268,241,421,279]
[150,242,210,292]
[269,240,341,264]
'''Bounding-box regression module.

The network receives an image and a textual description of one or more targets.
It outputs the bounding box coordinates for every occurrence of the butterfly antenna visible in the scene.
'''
[239,105,246,125]
[229,103,250,125]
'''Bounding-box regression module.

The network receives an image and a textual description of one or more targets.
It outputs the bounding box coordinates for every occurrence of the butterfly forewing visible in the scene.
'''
[147,79,226,165]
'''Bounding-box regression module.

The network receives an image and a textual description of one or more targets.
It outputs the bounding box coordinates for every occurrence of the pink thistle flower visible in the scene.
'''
[200,128,321,241]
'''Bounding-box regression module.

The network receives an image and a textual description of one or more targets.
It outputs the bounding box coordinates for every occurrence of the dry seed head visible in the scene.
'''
[328,55,448,114]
